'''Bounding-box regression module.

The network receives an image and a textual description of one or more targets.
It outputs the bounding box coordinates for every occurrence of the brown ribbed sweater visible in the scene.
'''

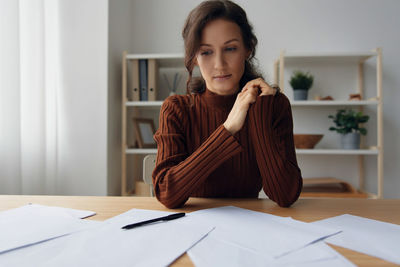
[153,88,302,209]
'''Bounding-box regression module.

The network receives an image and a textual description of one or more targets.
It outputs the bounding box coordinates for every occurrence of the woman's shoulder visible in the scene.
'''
[164,93,192,104]
[275,91,291,106]
[161,94,195,114]
[271,92,292,114]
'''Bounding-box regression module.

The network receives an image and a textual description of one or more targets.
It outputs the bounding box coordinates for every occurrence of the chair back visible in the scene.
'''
[143,154,156,196]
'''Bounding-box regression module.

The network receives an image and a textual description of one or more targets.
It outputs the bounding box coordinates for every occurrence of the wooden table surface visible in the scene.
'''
[1,195,399,266]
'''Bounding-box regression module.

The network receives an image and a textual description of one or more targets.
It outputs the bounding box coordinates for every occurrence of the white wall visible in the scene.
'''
[108,0,137,195]
[3,0,398,197]
[56,0,109,195]
[126,0,400,198]
[1,0,110,196]
[0,0,21,194]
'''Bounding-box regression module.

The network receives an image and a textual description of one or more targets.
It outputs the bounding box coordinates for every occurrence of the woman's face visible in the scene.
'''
[195,19,249,96]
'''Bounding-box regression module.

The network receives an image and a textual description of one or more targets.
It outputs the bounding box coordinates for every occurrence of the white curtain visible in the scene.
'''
[0,0,60,194]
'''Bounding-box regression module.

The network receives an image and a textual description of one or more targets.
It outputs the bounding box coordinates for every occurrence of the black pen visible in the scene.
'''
[121,212,186,230]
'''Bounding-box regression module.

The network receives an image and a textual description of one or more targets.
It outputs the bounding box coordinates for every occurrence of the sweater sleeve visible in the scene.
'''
[248,93,302,207]
[152,97,243,209]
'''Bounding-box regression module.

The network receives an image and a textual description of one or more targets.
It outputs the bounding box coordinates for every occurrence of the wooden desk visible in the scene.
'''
[1,196,399,266]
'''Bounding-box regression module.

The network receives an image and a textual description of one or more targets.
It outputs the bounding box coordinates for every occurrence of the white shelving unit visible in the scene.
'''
[121,52,185,195]
[295,149,379,155]
[274,48,383,198]
[126,101,163,107]
[121,50,384,198]
[291,100,378,106]
[126,148,158,155]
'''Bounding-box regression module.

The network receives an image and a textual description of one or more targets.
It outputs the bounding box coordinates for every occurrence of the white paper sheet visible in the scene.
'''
[8,204,96,219]
[187,206,340,258]
[0,209,214,267]
[278,242,355,267]
[0,204,95,254]
[285,242,356,267]
[0,220,101,266]
[188,237,355,267]
[312,214,400,264]
[188,236,271,267]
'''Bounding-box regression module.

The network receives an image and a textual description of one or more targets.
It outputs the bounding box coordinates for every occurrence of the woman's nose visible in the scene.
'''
[214,52,226,70]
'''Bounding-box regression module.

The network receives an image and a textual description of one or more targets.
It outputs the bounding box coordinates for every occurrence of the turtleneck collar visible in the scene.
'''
[201,88,238,110]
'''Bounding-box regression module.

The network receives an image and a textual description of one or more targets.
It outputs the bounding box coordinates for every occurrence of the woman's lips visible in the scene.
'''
[213,74,232,81]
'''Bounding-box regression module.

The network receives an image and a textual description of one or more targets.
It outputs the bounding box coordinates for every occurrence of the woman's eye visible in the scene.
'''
[200,50,212,56]
[225,47,237,52]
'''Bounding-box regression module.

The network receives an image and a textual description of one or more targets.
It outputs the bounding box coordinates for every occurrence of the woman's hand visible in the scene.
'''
[243,78,278,96]
[223,78,278,135]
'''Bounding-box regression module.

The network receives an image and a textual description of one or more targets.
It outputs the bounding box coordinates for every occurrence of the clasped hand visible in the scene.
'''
[223,78,278,135]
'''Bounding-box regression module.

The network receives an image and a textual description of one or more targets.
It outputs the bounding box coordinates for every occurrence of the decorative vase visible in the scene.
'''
[293,89,308,100]
[341,132,360,149]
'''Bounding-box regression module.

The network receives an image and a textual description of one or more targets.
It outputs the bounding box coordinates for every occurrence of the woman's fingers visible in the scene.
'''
[259,86,276,96]
[239,85,257,104]
[224,79,280,135]
[243,78,279,96]
[224,85,258,135]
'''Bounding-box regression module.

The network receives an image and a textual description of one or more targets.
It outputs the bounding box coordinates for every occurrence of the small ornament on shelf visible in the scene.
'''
[349,93,362,101]
[164,73,182,96]
[314,95,334,101]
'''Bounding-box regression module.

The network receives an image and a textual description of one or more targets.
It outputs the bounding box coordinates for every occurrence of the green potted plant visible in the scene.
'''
[328,109,369,149]
[289,70,314,100]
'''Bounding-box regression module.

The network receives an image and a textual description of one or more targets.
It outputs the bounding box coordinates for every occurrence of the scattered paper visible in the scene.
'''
[312,214,400,264]
[0,204,96,254]
[189,236,270,267]
[0,209,214,267]
[0,220,101,266]
[7,205,394,266]
[277,242,355,267]
[188,237,355,267]
[187,206,340,258]
[16,204,96,219]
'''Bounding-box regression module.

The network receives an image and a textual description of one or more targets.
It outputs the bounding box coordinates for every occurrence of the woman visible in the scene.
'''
[152,0,302,209]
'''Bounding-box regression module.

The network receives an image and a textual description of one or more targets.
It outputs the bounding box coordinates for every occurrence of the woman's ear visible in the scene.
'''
[246,50,252,60]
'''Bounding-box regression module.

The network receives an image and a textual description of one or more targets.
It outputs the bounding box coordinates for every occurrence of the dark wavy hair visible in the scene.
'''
[182,0,263,94]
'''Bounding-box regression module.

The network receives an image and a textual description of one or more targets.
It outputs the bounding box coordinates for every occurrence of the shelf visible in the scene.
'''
[127,100,380,108]
[126,53,184,68]
[283,51,376,63]
[126,101,163,107]
[126,148,157,154]
[126,53,183,60]
[290,100,379,106]
[125,148,378,156]
[122,49,383,198]
[126,100,379,107]
[296,149,379,155]
[121,52,187,196]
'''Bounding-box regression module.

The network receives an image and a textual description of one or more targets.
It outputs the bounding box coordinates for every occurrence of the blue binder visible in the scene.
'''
[139,59,148,101]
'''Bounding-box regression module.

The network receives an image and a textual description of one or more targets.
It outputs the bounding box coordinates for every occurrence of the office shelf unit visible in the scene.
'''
[121,52,184,195]
[274,48,383,198]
